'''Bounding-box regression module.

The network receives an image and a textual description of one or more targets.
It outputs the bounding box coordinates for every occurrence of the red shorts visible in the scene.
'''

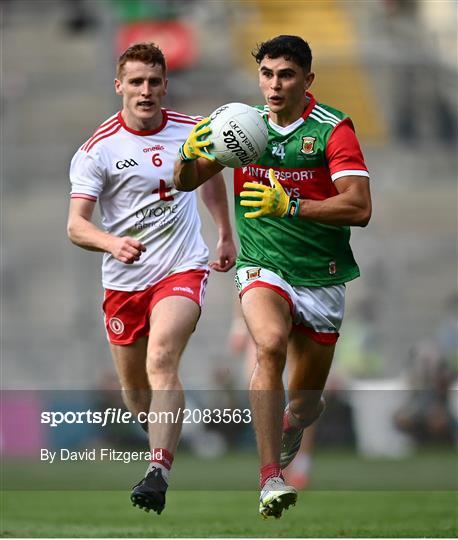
[103,269,209,345]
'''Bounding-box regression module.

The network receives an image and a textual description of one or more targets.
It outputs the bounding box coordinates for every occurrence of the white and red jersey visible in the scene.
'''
[70,109,209,291]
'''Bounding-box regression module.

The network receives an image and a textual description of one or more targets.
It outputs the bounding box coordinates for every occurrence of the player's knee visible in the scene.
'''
[255,337,287,377]
[146,345,179,377]
[256,332,287,363]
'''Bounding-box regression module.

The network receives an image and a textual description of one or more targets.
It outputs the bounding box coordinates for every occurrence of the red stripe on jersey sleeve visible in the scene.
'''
[98,115,119,129]
[325,118,368,179]
[167,117,199,125]
[82,117,119,151]
[71,193,97,201]
[166,109,202,121]
[85,124,122,152]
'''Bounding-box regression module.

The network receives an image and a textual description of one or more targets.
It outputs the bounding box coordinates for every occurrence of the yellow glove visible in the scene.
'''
[179,117,215,162]
[240,168,300,219]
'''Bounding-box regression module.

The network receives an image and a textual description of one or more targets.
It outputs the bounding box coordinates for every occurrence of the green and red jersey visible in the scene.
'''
[234,93,369,287]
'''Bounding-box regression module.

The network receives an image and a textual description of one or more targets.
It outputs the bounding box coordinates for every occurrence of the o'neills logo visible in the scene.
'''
[222,127,253,166]
[301,136,316,155]
[143,145,165,153]
[173,286,194,294]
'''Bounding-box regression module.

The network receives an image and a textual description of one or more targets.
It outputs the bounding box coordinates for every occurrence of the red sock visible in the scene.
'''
[150,448,174,470]
[260,463,283,488]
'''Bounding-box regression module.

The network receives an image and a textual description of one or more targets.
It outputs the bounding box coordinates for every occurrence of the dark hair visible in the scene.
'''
[252,35,312,72]
[116,42,167,79]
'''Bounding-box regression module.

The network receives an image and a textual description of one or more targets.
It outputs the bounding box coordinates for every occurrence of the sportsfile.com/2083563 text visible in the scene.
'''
[40,407,252,427]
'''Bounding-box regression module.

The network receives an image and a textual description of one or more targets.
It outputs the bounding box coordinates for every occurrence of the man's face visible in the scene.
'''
[115,61,168,129]
[258,56,314,118]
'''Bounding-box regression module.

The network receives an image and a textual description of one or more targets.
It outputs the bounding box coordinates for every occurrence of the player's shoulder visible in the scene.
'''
[79,113,122,154]
[309,100,349,129]
[165,109,203,126]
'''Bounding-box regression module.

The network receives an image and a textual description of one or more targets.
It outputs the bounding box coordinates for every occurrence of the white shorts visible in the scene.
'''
[236,266,345,345]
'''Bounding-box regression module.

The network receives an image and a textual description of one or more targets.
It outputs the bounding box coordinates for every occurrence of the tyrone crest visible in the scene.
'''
[301,136,316,155]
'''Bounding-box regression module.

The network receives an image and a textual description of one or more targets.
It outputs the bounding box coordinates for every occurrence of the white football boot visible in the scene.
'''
[259,476,297,519]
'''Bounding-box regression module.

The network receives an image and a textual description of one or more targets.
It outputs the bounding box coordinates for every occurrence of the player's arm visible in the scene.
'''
[200,172,237,272]
[173,117,224,192]
[241,118,372,226]
[296,175,371,226]
[67,198,146,264]
[241,169,371,226]
[299,117,371,226]
[174,155,224,192]
[298,118,372,226]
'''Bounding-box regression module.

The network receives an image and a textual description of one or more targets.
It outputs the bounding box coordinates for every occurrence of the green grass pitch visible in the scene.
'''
[2,451,457,537]
[1,490,456,537]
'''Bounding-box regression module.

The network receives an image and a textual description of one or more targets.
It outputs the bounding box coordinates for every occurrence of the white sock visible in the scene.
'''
[146,462,170,484]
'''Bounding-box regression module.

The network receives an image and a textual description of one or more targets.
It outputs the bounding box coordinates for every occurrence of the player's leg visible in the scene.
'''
[244,338,257,382]
[103,282,201,514]
[131,296,199,512]
[103,289,152,427]
[288,332,334,417]
[281,283,344,470]
[241,286,297,518]
[280,332,335,469]
[242,286,291,467]
[131,295,201,514]
[109,338,150,422]
[146,295,200,454]
[283,424,316,489]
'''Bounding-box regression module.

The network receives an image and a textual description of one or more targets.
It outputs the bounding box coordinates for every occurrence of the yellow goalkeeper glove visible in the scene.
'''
[240,168,300,219]
[179,117,215,162]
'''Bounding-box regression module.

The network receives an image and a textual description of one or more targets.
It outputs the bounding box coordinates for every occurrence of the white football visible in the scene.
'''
[208,103,268,168]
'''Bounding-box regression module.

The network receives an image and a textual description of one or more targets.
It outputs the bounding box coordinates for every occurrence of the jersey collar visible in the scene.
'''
[302,92,316,121]
[117,109,168,136]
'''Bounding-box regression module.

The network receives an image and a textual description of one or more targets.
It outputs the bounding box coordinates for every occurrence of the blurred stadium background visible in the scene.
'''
[3,0,457,387]
[1,0,457,536]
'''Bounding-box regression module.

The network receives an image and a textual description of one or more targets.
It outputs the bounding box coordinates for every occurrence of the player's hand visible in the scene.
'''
[240,168,298,219]
[109,236,146,264]
[209,236,237,272]
[179,118,215,162]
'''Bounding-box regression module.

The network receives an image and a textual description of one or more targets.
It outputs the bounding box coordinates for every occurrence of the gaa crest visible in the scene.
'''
[301,136,316,155]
